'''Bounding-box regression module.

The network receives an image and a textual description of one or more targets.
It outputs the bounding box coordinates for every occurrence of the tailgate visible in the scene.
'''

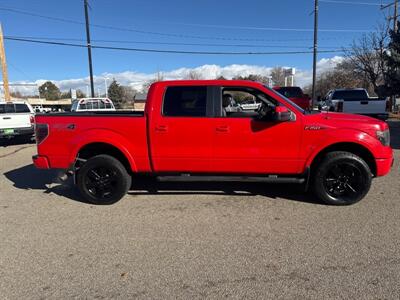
[0,113,32,129]
[343,99,386,114]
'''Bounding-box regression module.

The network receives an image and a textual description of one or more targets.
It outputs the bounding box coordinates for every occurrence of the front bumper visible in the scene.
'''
[376,155,394,177]
[32,155,50,169]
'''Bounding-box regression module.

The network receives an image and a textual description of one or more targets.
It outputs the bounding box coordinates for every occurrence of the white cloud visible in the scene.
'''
[3,57,343,96]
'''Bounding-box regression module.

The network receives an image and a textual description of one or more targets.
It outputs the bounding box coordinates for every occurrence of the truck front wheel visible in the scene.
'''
[312,151,372,205]
[77,154,131,205]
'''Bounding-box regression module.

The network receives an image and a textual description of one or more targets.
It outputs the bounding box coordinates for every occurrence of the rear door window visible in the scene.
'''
[163,86,207,117]
[15,104,31,113]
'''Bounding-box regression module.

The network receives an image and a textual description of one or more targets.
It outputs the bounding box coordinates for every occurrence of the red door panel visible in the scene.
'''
[212,118,303,174]
[150,117,214,172]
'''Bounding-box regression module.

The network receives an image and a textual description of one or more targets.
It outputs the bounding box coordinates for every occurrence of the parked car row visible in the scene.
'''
[272,86,390,121]
[1,98,117,141]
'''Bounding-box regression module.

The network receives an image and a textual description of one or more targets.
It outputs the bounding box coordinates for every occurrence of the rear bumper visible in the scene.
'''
[32,155,50,169]
[376,156,394,177]
[0,126,34,138]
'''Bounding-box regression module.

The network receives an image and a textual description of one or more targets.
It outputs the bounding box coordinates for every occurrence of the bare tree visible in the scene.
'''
[270,67,285,86]
[142,72,164,92]
[345,24,390,96]
[232,74,270,84]
[185,70,202,80]
[303,59,374,98]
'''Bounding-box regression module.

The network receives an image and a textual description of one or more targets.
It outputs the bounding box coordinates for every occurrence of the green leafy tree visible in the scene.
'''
[39,81,61,100]
[107,79,125,108]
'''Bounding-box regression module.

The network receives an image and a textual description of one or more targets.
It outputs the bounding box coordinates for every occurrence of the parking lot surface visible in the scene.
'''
[1,121,399,299]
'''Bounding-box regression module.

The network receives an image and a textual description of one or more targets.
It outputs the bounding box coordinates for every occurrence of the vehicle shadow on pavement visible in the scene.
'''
[3,164,84,203]
[0,136,35,147]
[4,164,321,205]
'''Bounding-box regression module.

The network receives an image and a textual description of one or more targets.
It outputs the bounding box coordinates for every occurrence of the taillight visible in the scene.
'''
[337,101,343,112]
[35,123,49,145]
[30,115,34,126]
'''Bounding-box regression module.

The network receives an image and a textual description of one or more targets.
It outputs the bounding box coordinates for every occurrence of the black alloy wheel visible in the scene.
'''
[313,151,372,205]
[77,154,131,205]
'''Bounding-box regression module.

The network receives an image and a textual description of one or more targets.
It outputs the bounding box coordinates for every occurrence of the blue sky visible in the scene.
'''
[0,0,390,90]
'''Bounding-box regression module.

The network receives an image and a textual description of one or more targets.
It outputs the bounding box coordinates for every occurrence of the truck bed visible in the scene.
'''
[35,111,150,171]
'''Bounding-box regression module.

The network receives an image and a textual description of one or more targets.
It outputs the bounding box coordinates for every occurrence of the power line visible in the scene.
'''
[3,35,349,49]
[4,36,348,55]
[0,5,374,39]
[320,0,383,5]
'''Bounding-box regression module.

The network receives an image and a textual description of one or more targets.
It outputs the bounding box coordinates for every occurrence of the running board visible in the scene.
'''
[157,175,305,184]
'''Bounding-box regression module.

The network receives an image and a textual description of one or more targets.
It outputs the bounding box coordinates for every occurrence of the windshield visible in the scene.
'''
[265,86,305,114]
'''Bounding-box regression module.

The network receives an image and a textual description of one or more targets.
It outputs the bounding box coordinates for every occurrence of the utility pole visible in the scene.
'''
[381,0,398,32]
[0,23,10,102]
[311,0,319,107]
[84,0,95,98]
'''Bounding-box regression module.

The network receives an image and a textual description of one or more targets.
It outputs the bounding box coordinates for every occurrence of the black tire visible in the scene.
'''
[312,151,372,205]
[77,154,131,205]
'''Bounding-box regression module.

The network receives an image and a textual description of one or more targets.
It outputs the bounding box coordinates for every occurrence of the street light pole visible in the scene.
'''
[84,0,95,98]
[311,0,319,107]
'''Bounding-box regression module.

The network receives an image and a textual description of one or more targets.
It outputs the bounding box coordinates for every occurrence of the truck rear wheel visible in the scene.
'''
[312,151,372,205]
[77,154,131,205]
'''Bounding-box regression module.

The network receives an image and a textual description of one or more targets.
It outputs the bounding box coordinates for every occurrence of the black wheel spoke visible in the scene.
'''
[345,183,356,193]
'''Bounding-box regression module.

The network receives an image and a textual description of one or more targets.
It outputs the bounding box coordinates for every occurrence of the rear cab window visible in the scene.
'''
[163,86,207,117]
[332,90,368,101]
[0,103,16,114]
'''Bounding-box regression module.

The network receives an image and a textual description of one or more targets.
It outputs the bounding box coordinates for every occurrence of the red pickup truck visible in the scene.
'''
[273,86,312,110]
[33,80,393,205]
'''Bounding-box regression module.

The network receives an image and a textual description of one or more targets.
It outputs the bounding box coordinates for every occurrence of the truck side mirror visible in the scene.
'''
[275,106,292,122]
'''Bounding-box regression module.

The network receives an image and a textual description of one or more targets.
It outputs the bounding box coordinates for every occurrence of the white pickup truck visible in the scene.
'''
[0,101,35,140]
[323,89,389,120]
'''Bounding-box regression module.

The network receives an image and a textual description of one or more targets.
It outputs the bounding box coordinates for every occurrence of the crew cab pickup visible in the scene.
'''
[0,101,34,139]
[33,80,393,205]
[324,88,389,120]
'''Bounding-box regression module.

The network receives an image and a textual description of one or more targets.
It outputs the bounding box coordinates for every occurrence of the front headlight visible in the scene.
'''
[376,129,390,146]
